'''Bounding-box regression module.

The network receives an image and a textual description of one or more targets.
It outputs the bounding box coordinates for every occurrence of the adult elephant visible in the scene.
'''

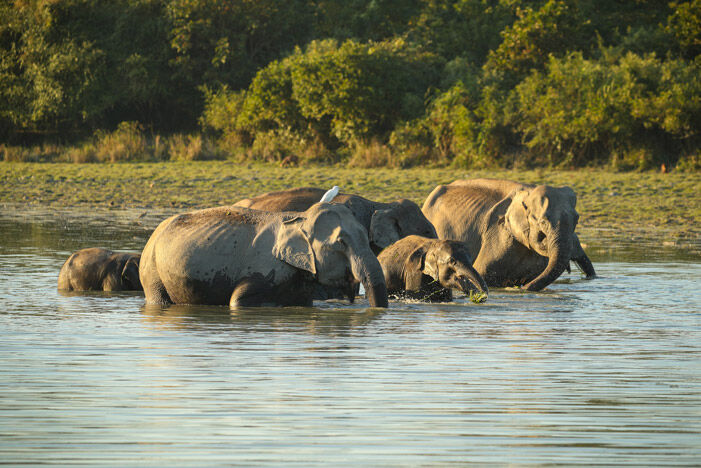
[422,179,596,291]
[58,248,141,291]
[234,187,437,254]
[378,235,488,302]
[139,203,388,308]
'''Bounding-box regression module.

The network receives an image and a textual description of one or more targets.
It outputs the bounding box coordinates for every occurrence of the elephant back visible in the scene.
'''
[233,187,326,212]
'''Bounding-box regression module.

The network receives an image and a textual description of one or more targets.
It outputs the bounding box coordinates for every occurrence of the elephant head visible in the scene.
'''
[369,199,438,251]
[273,203,389,307]
[504,185,580,291]
[120,255,141,290]
[405,240,488,297]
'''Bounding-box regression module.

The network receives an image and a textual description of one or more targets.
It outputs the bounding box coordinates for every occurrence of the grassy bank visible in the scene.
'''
[1,162,699,242]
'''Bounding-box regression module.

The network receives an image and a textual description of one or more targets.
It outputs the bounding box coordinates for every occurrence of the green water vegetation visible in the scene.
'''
[1,1,699,170]
[2,162,699,243]
[468,290,489,304]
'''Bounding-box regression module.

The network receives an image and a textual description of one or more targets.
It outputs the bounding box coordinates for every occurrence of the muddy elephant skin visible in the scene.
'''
[139,203,388,308]
[58,248,141,292]
[422,179,596,291]
[378,235,488,302]
[234,187,437,254]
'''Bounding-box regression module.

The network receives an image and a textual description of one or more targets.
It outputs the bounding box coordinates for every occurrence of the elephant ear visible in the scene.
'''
[369,208,400,250]
[423,248,439,281]
[403,246,426,291]
[121,256,141,289]
[505,189,531,248]
[272,217,316,274]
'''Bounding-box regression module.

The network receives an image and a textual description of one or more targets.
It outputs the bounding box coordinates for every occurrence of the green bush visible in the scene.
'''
[512,52,700,168]
[202,38,443,158]
[484,0,589,87]
[666,0,701,59]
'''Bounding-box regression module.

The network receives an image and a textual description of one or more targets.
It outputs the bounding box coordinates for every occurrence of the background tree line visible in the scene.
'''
[1,0,699,169]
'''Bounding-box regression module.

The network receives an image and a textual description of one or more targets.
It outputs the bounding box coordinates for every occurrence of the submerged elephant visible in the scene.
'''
[234,187,437,254]
[378,235,488,302]
[58,248,142,291]
[139,203,388,308]
[422,179,596,291]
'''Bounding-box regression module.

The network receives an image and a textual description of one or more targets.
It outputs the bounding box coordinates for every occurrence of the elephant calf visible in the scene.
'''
[378,235,488,302]
[58,248,142,291]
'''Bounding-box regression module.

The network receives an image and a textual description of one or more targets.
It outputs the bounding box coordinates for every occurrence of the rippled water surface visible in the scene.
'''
[1,209,700,466]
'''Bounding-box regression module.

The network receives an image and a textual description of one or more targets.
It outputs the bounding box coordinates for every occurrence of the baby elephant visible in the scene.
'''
[58,248,142,292]
[378,236,488,302]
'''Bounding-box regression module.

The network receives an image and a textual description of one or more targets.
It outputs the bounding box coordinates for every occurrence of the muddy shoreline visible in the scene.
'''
[2,162,699,254]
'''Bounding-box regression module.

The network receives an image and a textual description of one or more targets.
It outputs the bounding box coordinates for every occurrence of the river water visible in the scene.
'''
[1,208,699,466]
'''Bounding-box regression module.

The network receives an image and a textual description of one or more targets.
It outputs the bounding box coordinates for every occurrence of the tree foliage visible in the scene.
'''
[205,39,443,154]
[1,0,698,168]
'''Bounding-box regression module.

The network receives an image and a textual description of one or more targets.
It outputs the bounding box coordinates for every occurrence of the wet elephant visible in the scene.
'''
[422,179,596,291]
[58,248,141,291]
[139,203,388,308]
[378,235,488,302]
[234,187,437,254]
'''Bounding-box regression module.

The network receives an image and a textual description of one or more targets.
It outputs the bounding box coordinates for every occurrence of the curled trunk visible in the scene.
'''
[459,267,489,296]
[524,222,572,292]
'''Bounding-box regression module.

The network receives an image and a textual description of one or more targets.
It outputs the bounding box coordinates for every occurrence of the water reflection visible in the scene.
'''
[140,303,386,335]
[1,208,700,466]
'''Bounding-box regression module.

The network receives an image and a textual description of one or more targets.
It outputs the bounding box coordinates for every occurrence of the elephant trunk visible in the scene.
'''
[574,253,596,279]
[350,245,389,308]
[571,234,596,279]
[457,266,489,296]
[525,221,572,292]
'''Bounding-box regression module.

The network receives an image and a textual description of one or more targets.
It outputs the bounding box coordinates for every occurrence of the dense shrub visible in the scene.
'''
[484,1,589,87]
[666,0,701,59]
[512,52,700,168]
[202,39,443,159]
[409,0,515,66]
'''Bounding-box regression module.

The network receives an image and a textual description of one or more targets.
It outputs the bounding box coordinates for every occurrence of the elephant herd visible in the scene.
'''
[58,178,597,308]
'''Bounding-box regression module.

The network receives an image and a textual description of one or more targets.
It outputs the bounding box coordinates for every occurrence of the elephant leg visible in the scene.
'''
[230,275,274,308]
[148,280,173,304]
[571,234,596,279]
[141,271,172,304]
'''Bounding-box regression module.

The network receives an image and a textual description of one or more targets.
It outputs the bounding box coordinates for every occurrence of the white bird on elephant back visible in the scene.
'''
[234,186,437,254]
[319,186,340,203]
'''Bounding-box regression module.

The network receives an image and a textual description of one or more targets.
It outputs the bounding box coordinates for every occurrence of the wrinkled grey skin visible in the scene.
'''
[378,235,488,302]
[58,248,142,291]
[234,187,437,254]
[139,203,388,308]
[422,179,596,291]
